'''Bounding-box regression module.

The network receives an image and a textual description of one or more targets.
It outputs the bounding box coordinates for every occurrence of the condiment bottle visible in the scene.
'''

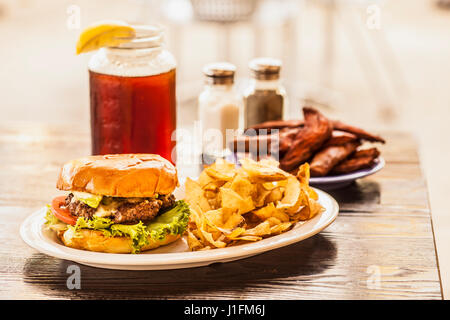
[244,57,287,129]
[198,62,242,163]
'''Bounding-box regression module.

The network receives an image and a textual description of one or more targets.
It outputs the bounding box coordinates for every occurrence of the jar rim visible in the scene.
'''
[109,24,164,50]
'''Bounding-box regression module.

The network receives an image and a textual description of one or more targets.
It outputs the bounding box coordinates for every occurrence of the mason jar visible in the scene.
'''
[88,24,177,162]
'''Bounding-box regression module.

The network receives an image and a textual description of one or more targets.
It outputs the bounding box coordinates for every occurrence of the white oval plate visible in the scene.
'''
[309,157,385,190]
[20,188,339,270]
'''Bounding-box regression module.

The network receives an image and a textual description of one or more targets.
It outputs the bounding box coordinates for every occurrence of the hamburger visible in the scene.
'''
[45,154,190,253]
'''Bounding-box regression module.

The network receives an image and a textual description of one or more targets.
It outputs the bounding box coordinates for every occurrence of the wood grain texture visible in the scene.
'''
[0,123,442,299]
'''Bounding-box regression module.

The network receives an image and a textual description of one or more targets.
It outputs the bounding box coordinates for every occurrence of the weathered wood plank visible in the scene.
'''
[0,232,439,300]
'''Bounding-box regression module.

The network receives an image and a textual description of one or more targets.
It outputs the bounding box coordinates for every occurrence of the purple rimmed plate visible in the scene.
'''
[309,156,385,190]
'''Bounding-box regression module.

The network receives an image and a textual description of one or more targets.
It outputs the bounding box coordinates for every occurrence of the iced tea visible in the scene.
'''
[89,69,176,162]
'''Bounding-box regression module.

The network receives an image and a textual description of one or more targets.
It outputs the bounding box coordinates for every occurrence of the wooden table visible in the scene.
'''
[0,123,442,299]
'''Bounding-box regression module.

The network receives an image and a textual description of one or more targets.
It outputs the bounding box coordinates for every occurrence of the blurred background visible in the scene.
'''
[1,0,449,297]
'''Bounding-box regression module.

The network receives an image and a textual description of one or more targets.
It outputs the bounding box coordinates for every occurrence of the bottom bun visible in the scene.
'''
[59,228,181,254]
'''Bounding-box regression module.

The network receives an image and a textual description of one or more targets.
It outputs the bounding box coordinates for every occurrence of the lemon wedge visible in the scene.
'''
[76,20,136,54]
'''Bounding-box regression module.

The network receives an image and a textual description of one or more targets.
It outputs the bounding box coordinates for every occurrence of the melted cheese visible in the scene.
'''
[93,200,121,218]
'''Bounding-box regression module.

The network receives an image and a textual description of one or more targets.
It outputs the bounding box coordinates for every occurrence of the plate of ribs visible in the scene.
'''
[230,107,385,190]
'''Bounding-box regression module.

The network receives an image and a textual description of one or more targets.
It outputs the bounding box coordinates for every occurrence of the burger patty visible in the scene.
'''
[64,193,175,224]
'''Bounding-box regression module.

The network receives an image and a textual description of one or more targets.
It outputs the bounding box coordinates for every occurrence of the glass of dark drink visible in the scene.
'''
[88,25,177,162]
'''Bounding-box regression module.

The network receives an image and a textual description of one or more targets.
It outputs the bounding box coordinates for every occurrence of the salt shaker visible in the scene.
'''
[198,62,243,163]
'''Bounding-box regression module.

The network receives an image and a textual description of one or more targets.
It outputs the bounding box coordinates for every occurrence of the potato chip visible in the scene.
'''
[298,197,323,220]
[203,190,218,209]
[270,222,293,235]
[275,179,289,188]
[198,170,215,188]
[230,173,256,199]
[184,158,324,251]
[279,176,301,206]
[204,190,217,199]
[202,182,219,192]
[239,158,289,182]
[205,189,221,209]
[192,222,209,247]
[273,210,290,222]
[252,203,274,220]
[309,198,324,218]
[242,220,271,237]
[222,211,244,229]
[201,228,227,248]
[276,176,304,214]
[261,182,277,190]
[297,162,310,184]
[203,208,244,233]
[187,230,204,251]
[297,163,319,200]
[225,227,246,239]
[253,203,290,222]
[188,204,204,226]
[290,189,323,221]
[229,235,262,242]
[220,187,255,214]
[185,177,211,213]
[253,184,272,207]
[205,158,236,181]
[204,209,224,227]
[265,187,284,204]
[265,217,282,226]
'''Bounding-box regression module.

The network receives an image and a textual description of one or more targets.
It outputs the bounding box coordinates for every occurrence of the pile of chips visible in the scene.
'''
[184,158,324,251]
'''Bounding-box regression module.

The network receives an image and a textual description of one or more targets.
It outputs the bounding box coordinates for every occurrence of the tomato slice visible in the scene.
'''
[51,196,77,226]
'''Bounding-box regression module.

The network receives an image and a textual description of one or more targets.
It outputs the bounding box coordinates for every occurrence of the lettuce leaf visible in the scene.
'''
[111,222,150,253]
[146,200,190,240]
[74,216,113,230]
[44,205,69,232]
[44,205,60,225]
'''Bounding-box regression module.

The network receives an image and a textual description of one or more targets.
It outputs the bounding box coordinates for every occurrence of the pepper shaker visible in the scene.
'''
[243,57,287,129]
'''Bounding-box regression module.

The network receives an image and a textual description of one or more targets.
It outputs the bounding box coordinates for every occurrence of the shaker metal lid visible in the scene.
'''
[203,62,236,78]
[249,57,282,79]
[203,62,236,84]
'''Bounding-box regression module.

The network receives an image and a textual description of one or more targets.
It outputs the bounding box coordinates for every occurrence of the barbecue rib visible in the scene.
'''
[310,141,360,177]
[280,107,333,172]
[332,120,385,143]
[331,147,380,174]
